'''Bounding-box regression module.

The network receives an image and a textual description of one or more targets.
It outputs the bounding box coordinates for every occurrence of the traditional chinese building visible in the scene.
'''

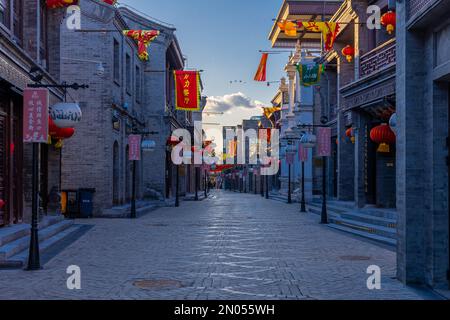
[396,0,450,290]
[0,0,65,226]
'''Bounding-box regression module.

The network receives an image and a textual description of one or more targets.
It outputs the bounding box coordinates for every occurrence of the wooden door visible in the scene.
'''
[0,112,7,226]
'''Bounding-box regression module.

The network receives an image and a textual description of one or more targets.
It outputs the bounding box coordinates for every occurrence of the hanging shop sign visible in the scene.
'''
[298,64,324,87]
[174,71,201,111]
[128,135,142,161]
[23,88,49,143]
[298,144,308,162]
[317,127,332,157]
[50,102,82,128]
[286,152,295,165]
[142,140,156,152]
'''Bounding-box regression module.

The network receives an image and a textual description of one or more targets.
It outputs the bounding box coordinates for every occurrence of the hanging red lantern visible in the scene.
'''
[370,124,396,153]
[49,116,75,139]
[341,45,355,63]
[346,128,355,144]
[166,136,180,146]
[10,142,14,155]
[381,11,396,35]
[46,0,79,9]
[0,199,5,209]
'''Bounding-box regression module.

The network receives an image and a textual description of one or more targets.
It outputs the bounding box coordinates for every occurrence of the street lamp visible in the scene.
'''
[298,116,330,224]
[130,128,158,219]
[285,141,297,204]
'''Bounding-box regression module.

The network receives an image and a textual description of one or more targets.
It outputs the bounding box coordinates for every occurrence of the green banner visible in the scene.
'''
[297,64,324,87]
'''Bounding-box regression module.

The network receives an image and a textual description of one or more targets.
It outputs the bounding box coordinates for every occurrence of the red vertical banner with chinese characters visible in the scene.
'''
[317,127,332,157]
[128,135,142,161]
[23,88,49,143]
[174,71,201,111]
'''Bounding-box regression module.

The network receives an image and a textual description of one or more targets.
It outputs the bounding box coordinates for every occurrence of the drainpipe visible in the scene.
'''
[36,0,40,63]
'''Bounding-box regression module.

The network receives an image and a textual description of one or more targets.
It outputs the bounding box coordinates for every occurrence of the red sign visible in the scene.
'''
[128,135,141,161]
[286,152,295,165]
[174,71,200,111]
[298,144,308,162]
[317,127,332,157]
[23,88,49,143]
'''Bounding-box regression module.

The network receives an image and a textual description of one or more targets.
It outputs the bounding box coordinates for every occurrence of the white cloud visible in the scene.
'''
[205,92,262,113]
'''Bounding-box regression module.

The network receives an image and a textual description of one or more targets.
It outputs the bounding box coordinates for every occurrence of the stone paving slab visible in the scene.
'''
[0,191,439,300]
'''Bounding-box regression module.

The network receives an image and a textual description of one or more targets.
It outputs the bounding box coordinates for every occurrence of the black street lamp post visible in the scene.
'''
[288,163,292,204]
[26,80,89,271]
[297,116,330,224]
[130,130,158,219]
[195,167,199,201]
[265,174,269,199]
[300,160,306,212]
[175,165,180,207]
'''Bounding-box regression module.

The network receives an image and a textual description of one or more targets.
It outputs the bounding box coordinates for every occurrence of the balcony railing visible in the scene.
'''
[359,39,396,78]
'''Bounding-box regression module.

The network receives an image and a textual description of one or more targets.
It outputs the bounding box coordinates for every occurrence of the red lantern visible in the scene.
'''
[10,142,14,155]
[381,11,396,35]
[166,136,180,146]
[49,117,75,139]
[341,45,355,63]
[370,124,396,153]
[346,128,355,144]
[0,199,5,209]
[46,0,79,9]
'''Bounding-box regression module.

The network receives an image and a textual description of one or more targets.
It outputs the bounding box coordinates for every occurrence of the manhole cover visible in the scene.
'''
[339,255,372,261]
[133,279,183,290]
[145,223,169,227]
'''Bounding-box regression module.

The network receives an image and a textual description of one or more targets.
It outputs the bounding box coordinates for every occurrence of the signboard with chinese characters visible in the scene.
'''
[23,88,49,143]
[317,127,332,157]
[298,144,309,162]
[128,135,141,161]
[174,70,201,111]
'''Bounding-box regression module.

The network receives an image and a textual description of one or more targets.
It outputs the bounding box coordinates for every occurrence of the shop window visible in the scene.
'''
[126,54,131,94]
[113,39,120,83]
[135,65,141,103]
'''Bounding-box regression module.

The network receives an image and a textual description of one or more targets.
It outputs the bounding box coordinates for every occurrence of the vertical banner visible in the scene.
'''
[254,53,269,82]
[23,88,49,143]
[298,144,309,162]
[317,127,332,157]
[128,135,142,161]
[286,152,295,165]
[174,70,201,111]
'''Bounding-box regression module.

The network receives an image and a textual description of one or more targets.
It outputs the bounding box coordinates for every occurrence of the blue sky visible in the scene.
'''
[120,0,290,126]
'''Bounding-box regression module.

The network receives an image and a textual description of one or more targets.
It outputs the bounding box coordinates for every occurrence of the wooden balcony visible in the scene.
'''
[359,39,396,78]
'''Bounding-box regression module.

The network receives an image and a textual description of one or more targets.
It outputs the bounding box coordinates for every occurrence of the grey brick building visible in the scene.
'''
[1,0,65,226]
[396,0,450,289]
[56,0,198,215]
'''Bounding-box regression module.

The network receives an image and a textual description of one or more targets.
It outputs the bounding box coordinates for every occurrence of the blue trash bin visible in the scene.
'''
[78,188,96,218]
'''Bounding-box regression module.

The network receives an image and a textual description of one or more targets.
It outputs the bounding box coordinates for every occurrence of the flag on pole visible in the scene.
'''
[297,64,324,87]
[174,71,201,111]
[300,22,340,51]
[254,53,269,82]
[123,30,160,61]
[277,20,297,37]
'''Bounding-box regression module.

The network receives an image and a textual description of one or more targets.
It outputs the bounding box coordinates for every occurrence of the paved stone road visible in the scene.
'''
[0,191,438,300]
